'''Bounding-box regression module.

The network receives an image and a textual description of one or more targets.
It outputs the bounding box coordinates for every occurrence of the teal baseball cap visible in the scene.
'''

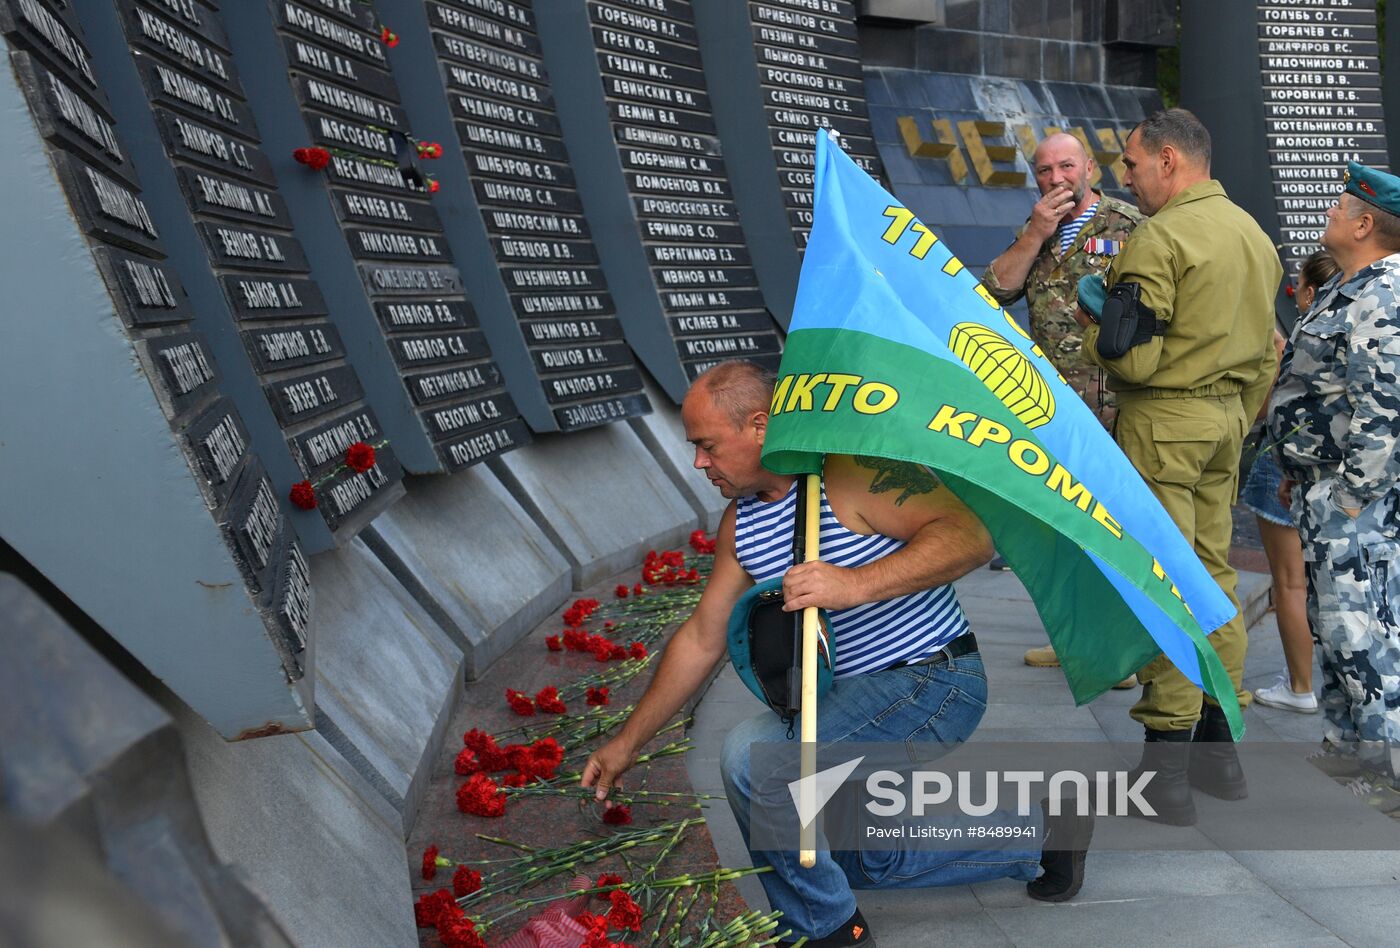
[1343,161,1400,216]
[1077,273,1107,319]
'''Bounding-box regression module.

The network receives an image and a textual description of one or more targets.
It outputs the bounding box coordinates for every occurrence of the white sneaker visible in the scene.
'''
[1254,678,1319,714]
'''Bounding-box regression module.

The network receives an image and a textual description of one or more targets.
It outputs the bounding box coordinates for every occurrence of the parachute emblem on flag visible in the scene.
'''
[947,323,1056,429]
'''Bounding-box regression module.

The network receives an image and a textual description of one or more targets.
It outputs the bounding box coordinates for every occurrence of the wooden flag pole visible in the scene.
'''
[799,470,822,868]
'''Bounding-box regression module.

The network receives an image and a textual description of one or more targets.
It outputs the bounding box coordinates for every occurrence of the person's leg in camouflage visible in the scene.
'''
[1300,490,1400,807]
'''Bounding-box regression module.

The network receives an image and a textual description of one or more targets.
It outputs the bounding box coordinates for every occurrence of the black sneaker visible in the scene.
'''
[988,555,1012,572]
[780,908,875,946]
[1027,794,1094,902]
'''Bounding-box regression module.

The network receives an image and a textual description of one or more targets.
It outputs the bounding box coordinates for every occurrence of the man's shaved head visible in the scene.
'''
[1033,132,1090,168]
[691,359,775,428]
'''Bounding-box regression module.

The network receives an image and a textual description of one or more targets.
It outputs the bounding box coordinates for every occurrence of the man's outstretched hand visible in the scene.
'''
[580,738,638,801]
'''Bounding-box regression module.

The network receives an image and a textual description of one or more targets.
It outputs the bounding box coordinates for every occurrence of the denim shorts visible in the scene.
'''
[1240,450,1292,526]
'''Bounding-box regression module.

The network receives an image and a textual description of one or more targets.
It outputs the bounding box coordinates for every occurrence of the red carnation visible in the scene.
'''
[577,912,624,948]
[563,628,590,651]
[456,773,506,817]
[454,748,479,776]
[586,686,610,706]
[428,178,441,193]
[1285,285,1296,297]
[414,888,456,928]
[602,804,632,825]
[505,688,536,716]
[628,641,647,659]
[633,583,643,596]
[615,584,629,599]
[345,441,376,473]
[438,917,486,948]
[380,26,399,47]
[531,736,563,769]
[452,865,482,897]
[607,890,643,932]
[502,772,530,787]
[421,844,440,880]
[595,872,624,889]
[593,643,614,663]
[463,729,493,751]
[545,634,562,651]
[292,147,330,170]
[608,644,627,661]
[289,480,317,510]
[535,686,566,714]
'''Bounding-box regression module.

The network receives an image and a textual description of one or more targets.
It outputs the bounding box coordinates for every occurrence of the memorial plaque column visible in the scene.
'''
[534,0,783,401]
[693,0,882,327]
[376,0,652,432]
[0,0,314,735]
[1257,0,1387,273]
[75,0,404,552]
[220,0,531,472]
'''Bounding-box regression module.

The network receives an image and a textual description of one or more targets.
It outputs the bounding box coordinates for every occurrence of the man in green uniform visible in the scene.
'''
[983,132,1141,673]
[1073,109,1280,825]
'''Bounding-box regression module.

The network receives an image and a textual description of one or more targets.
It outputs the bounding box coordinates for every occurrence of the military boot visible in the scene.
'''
[1188,702,1248,800]
[1114,727,1196,826]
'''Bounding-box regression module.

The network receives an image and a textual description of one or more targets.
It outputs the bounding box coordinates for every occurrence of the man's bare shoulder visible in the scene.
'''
[848,454,943,506]
[823,454,958,541]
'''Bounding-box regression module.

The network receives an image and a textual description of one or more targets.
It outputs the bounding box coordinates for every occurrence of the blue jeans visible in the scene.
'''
[719,652,1042,940]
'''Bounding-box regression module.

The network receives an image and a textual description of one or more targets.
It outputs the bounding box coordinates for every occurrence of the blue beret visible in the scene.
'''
[1077,273,1107,320]
[1344,161,1400,217]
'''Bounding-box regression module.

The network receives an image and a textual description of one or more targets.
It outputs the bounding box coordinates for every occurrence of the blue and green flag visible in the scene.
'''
[762,132,1243,737]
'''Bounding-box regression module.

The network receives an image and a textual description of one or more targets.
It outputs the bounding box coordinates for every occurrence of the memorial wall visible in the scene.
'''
[84,0,406,550]
[0,0,316,737]
[695,0,886,324]
[1257,0,1387,273]
[538,0,786,401]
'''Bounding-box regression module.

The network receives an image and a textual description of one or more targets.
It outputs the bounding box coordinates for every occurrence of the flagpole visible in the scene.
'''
[799,470,822,868]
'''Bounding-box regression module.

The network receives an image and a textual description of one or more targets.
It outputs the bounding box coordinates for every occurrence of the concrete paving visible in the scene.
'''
[685,566,1400,948]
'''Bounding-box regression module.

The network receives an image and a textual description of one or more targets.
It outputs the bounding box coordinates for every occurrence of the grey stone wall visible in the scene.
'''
[857,0,1173,88]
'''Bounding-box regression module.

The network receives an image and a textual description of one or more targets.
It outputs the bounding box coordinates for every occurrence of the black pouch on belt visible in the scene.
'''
[1096,281,1167,360]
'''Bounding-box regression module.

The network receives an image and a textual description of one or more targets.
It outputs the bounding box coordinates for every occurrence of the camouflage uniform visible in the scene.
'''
[982,192,1141,428]
[1268,254,1400,783]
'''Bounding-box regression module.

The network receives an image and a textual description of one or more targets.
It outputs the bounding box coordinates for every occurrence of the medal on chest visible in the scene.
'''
[1083,237,1120,256]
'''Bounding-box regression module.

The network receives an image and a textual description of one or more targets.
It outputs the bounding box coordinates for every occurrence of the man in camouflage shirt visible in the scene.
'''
[983,132,1141,430]
[1268,161,1400,806]
[982,132,1140,671]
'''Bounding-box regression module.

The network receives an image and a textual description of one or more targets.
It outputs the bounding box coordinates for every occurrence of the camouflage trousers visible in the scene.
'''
[1056,365,1115,431]
[1296,480,1400,784]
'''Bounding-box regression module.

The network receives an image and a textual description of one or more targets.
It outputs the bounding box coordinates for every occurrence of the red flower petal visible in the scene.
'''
[421,844,439,880]
[413,888,456,928]
[607,890,643,931]
[345,441,376,473]
[602,804,632,825]
[452,865,482,897]
[289,480,317,510]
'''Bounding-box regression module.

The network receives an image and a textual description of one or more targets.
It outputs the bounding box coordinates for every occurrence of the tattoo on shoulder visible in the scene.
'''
[854,456,942,505]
